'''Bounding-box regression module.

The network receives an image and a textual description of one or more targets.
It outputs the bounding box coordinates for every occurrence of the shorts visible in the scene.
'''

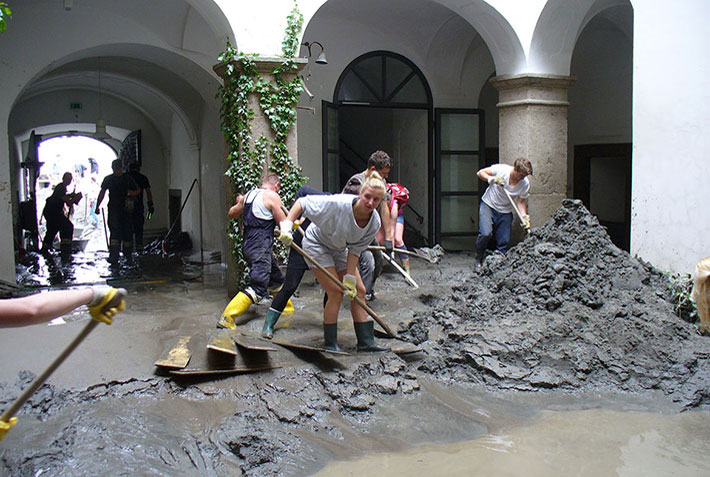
[302,235,348,272]
[396,214,404,225]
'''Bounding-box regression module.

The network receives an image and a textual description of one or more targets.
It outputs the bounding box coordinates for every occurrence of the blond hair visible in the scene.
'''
[362,170,386,196]
[692,256,710,333]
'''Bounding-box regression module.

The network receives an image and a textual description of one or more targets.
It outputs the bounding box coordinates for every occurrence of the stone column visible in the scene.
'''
[489,74,576,229]
[214,57,307,296]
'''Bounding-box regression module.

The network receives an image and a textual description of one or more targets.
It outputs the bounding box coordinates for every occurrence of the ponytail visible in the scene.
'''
[362,170,386,195]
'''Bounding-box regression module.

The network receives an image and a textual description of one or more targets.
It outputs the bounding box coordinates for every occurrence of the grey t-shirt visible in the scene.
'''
[300,194,381,257]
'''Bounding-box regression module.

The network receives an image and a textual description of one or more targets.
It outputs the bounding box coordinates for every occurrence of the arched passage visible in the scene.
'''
[0,0,232,283]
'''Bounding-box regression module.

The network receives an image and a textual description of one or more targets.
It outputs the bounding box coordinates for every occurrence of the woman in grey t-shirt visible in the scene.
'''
[279,172,388,352]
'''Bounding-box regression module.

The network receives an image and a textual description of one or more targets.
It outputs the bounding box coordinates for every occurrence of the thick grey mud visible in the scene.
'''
[1,200,708,475]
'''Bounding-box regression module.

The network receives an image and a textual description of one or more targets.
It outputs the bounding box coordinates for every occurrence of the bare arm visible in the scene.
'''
[477,166,495,182]
[145,187,153,203]
[95,188,107,214]
[389,201,398,241]
[262,190,286,224]
[378,201,393,242]
[345,252,360,278]
[228,194,245,219]
[0,289,94,328]
[285,199,305,223]
[517,197,528,216]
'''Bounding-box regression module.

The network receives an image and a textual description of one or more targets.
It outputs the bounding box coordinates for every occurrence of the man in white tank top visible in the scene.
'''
[475,158,533,264]
[218,174,288,330]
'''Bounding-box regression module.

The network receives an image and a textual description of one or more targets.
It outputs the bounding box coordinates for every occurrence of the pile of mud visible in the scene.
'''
[405,200,710,409]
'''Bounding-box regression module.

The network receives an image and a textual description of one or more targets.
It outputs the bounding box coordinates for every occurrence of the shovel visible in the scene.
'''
[502,187,531,236]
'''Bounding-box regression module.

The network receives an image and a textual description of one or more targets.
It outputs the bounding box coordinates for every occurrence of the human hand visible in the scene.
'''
[278,220,294,246]
[147,201,155,215]
[0,417,18,442]
[488,175,506,186]
[383,240,393,256]
[343,274,357,300]
[521,214,531,230]
[88,287,127,325]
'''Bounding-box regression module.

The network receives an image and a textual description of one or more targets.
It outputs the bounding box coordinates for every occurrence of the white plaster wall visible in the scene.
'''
[169,115,201,250]
[632,0,710,273]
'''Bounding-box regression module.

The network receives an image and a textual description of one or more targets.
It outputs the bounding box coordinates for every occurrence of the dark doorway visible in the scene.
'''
[326,51,433,245]
[574,143,632,250]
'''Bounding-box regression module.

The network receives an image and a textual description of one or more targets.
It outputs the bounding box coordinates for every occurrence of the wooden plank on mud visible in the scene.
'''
[154,335,192,369]
[235,333,278,352]
[271,338,350,356]
[207,329,237,355]
[169,364,282,376]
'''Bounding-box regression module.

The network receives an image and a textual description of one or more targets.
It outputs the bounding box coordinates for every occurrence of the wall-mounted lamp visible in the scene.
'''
[302,41,327,65]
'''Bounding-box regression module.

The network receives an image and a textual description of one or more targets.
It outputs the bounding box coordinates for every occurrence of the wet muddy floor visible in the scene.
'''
[1,200,709,475]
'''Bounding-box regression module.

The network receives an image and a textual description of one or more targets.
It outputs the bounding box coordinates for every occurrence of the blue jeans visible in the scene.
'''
[476,201,513,259]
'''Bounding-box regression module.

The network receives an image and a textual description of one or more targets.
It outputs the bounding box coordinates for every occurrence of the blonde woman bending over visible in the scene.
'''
[278,171,388,352]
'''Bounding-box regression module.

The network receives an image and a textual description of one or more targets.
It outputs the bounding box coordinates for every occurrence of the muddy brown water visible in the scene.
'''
[1,200,709,475]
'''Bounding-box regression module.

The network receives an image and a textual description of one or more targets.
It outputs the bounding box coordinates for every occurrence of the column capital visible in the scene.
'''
[490,73,576,91]
[213,56,308,79]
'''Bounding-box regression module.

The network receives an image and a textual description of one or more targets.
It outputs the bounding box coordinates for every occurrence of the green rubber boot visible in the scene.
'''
[354,321,389,352]
[261,308,282,339]
[323,323,343,352]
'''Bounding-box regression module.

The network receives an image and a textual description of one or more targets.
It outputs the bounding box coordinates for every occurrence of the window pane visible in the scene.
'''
[391,75,427,104]
[327,107,338,150]
[353,56,383,98]
[441,236,476,251]
[440,114,479,151]
[441,154,479,193]
[338,73,378,103]
[327,153,340,192]
[440,195,477,234]
[385,56,412,99]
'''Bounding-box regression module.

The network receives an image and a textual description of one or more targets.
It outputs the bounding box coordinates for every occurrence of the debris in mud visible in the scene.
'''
[409,200,710,409]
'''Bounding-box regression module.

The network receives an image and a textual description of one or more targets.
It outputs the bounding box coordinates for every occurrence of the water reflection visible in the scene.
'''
[317,409,710,476]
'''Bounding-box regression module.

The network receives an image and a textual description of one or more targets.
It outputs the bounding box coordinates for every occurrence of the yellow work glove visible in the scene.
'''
[278,220,294,246]
[488,175,506,186]
[88,287,127,325]
[0,417,18,442]
[521,214,531,230]
[343,274,357,301]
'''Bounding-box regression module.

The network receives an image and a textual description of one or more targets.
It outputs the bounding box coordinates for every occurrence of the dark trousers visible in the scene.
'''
[243,234,283,300]
[476,201,513,258]
[132,211,145,250]
[43,209,73,249]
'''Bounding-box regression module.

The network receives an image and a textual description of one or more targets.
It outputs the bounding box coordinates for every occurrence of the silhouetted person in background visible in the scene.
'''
[127,162,154,251]
[41,172,81,259]
[95,160,139,264]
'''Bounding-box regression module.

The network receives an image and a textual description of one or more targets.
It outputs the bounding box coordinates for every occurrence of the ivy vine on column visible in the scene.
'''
[218,2,307,288]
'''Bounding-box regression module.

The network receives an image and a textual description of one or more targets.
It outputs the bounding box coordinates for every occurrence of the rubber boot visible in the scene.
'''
[354,321,389,352]
[60,239,73,263]
[217,290,255,329]
[400,258,411,274]
[122,241,134,264]
[108,240,121,264]
[261,308,282,339]
[323,323,343,352]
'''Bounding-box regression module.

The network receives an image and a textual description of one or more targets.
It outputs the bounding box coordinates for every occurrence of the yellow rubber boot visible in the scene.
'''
[283,299,295,315]
[217,291,254,329]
